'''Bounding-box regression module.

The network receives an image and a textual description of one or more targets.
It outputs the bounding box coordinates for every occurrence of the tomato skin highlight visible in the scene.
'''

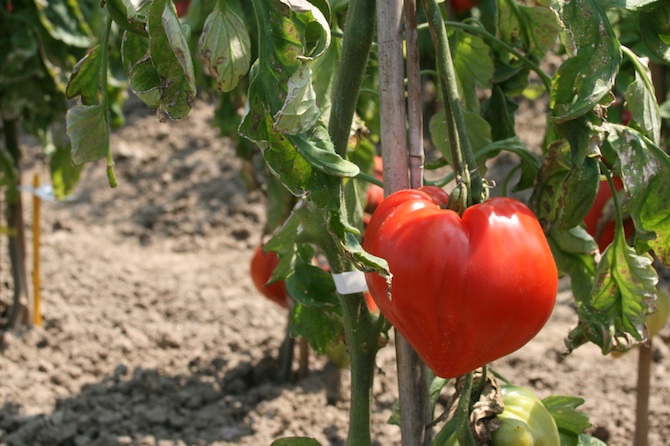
[363,188,558,378]
[250,246,288,308]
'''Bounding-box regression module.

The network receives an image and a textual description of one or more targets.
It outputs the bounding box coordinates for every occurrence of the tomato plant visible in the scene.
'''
[364,187,558,378]
[16,0,669,444]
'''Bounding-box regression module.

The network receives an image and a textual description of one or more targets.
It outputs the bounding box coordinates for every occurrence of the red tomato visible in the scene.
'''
[250,246,288,308]
[364,156,385,214]
[363,187,558,378]
[583,177,634,252]
[451,0,479,13]
[174,0,190,17]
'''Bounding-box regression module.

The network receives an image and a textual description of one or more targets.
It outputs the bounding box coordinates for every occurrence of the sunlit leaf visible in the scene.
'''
[199,0,251,93]
[274,64,321,134]
[567,227,658,353]
[542,395,592,446]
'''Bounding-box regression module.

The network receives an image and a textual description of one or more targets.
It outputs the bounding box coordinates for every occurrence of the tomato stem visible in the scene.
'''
[325,0,379,443]
[419,0,484,206]
[100,13,117,188]
[327,0,376,158]
[598,161,625,243]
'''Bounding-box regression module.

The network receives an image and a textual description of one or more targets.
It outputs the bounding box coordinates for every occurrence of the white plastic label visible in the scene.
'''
[332,270,369,295]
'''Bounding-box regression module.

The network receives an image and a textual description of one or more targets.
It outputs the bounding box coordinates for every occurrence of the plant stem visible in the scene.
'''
[328,0,376,158]
[420,0,484,205]
[100,14,117,188]
[318,231,378,446]
[325,1,378,444]
[3,118,29,328]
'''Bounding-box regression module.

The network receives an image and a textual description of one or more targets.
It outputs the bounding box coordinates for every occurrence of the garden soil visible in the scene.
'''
[0,99,669,446]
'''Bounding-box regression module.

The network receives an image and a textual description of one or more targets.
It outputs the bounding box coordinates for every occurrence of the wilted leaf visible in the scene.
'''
[147,0,196,119]
[270,438,322,446]
[274,64,321,134]
[567,227,658,353]
[551,0,621,123]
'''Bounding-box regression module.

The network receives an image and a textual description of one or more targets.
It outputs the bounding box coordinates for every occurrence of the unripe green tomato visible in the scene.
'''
[491,385,560,446]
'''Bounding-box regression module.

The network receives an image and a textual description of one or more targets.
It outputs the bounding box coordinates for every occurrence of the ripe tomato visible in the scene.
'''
[450,0,480,13]
[174,0,190,17]
[364,156,385,217]
[583,177,634,252]
[250,245,288,308]
[363,187,558,378]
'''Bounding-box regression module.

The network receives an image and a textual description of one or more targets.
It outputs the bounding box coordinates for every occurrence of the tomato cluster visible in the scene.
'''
[363,187,558,378]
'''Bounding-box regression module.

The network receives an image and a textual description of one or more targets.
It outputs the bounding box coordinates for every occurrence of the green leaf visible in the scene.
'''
[274,64,321,134]
[270,438,322,446]
[106,0,148,36]
[430,109,492,166]
[606,125,670,266]
[551,0,621,123]
[33,0,93,48]
[127,57,162,108]
[639,4,670,64]
[624,49,662,144]
[530,138,599,232]
[474,136,541,192]
[147,0,196,119]
[66,45,101,104]
[285,263,340,308]
[542,395,592,446]
[50,144,83,199]
[451,30,494,113]
[290,301,343,355]
[547,226,597,303]
[199,0,251,93]
[482,85,518,142]
[66,104,110,165]
[567,227,658,354]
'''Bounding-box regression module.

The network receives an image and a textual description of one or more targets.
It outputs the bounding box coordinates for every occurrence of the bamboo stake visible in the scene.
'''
[32,173,41,326]
[377,1,430,444]
[634,342,652,446]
